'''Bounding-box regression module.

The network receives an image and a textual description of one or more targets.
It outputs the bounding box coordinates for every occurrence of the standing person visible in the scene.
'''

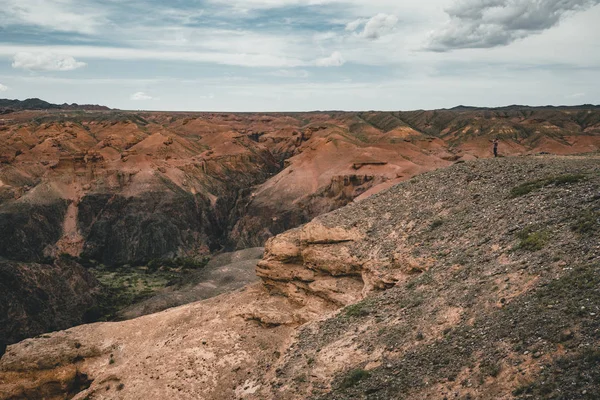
[493,138,499,157]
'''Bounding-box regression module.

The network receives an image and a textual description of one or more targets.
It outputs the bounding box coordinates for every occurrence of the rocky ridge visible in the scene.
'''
[1,155,598,399]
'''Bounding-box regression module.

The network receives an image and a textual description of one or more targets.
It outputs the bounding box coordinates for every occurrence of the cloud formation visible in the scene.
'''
[0,83,7,92]
[0,0,104,34]
[360,14,399,39]
[428,0,600,51]
[271,69,310,78]
[345,19,366,32]
[12,52,87,71]
[130,92,154,100]
[315,51,345,67]
[346,14,398,40]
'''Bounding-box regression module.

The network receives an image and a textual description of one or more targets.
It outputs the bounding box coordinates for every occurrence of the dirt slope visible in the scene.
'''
[1,155,598,400]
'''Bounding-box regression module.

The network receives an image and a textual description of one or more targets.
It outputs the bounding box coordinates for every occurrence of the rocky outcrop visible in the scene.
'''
[0,258,100,356]
[255,221,414,322]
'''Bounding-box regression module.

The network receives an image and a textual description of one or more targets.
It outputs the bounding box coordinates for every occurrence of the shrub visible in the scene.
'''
[571,211,599,235]
[340,369,371,389]
[344,301,372,318]
[429,219,444,230]
[510,174,586,198]
[516,227,549,251]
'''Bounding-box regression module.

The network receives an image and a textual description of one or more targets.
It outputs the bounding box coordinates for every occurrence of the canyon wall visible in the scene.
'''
[0,107,599,351]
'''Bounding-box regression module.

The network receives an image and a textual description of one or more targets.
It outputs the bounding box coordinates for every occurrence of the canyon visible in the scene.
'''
[0,155,598,399]
[0,102,599,399]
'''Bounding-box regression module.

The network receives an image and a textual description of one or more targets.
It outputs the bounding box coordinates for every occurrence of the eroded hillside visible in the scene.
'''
[1,106,599,354]
[1,107,599,263]
[1,155,598,400]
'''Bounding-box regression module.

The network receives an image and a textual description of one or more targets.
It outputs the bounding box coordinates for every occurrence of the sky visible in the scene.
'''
[0,0,599,111]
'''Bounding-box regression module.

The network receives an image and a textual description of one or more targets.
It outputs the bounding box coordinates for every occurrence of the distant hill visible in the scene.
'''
[0,98,110,114]
[447,104,600,112]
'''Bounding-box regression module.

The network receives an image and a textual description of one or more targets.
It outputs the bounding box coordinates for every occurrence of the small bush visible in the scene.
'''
[480,361,501,378]
[571,211,599,235]
[340,369,371,389]
[516,227,549,251]
[510,174,586,198]
[344,301,372,318]
[429,219,444,230]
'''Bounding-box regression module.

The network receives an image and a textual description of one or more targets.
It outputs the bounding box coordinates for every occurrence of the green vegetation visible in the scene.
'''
[480,360,501,378]
[84,257,209,322]
[343,300,373,318]
[429,219,444,230]
[147,257,209,272]
[571,210,599,235]
[340,369,371,389]
[516,227,550,251]
[510,174,586,198]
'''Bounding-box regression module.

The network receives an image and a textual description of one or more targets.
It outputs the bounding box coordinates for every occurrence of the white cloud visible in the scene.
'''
[428,0,600,51]
[130,92,154,100]
[0,45,305,68]
[315,51,345,67]
[0,0,105,34]
[359,13,399,39]
[345,18,366,31]
[12,52,87,71]
[271,69,310,78]
[0,83,7,92]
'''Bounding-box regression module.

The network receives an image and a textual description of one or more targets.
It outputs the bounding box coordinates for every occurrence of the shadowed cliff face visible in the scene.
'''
[0,198,68,263]
[78,190,211,266]
[0,258,99,357]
